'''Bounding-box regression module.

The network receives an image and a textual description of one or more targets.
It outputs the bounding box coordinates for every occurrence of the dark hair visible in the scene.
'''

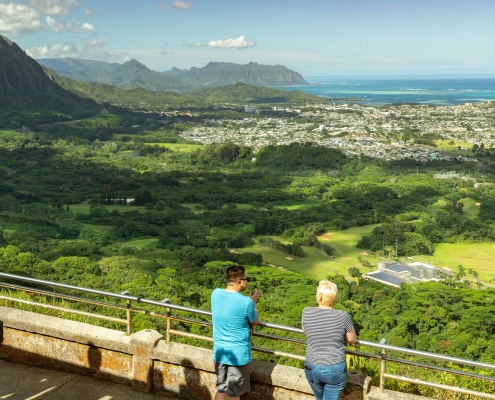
[226,265,245,283]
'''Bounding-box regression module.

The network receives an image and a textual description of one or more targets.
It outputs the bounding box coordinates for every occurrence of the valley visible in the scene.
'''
[1,34,495,396]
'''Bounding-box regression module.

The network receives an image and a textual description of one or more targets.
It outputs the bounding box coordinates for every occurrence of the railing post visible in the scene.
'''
[379,338,386,391]
[161,299,172,344]
[166,307,171,344]
[126,299,132,335]
[121,291,132,335]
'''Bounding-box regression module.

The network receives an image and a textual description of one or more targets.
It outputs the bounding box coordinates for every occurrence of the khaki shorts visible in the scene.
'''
[214,362,251,397]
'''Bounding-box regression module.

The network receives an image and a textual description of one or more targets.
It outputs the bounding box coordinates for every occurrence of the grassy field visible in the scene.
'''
[237,222,495,283]
[236,225,379,280]
[417,242,495,282]
[146,143,203,152]
[435,139,473,150]
[275,201,319,210]
[237,242,348,280]
[183,203,256,212]
[82,224,112,232]
[427,199,447,213]
[121,238,159,249]
[460,198,480,219]
[427,198,479,219]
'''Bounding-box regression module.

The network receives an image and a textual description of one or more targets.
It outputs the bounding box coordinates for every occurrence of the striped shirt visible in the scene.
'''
[302,307,354,366]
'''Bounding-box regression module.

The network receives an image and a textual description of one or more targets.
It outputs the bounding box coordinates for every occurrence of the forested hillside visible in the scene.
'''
[1,108,495,347]
[52,77,325,110]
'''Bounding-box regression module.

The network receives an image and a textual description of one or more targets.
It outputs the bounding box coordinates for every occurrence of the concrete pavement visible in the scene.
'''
[0,358,181,400]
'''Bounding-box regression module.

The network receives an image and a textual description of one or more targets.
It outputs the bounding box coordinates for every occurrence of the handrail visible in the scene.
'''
[0,272,494,399]
[356,339,495,371]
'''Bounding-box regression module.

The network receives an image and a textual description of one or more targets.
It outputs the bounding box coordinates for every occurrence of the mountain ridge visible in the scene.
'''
[37,57,307,91]
[0,34,321,128]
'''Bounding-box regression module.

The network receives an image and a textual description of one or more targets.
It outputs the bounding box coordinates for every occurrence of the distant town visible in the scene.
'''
[180,101,495,162]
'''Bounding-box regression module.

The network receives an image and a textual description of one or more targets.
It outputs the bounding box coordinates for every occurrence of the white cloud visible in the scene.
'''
[0,4,43,35]
[208,36,256,48]
[43,16,95,34]
[27,43,78,58]
[173,1,191,11]
[79,22,95,32]
[0,2,92,36]
[27,40,131,63]
[46,16,64,32]
[27,0,79,15]
[185,36,256,49]
[87,39,108,47]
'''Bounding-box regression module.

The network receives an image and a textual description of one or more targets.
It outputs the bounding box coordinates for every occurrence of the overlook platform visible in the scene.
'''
[1,272,494,400]
[0,357,429,400]
[0,358,180,400]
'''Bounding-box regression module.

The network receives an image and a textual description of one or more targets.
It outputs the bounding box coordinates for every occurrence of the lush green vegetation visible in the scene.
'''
[54,77,326,111]
[1,93,495,398]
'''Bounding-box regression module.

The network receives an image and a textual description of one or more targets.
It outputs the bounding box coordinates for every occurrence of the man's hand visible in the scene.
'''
[249,288,259,304]
[249,288,260,328]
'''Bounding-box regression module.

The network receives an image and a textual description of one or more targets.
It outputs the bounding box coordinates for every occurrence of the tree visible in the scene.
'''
[402,232,434,256]
[348,266,362,279]
[455,265,466,281]
[0,195,20,217]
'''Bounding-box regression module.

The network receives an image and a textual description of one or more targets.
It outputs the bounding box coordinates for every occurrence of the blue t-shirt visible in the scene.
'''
[211,288,258,366]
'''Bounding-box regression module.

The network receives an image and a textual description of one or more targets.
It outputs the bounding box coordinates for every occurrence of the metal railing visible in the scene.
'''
[0,272,494,399]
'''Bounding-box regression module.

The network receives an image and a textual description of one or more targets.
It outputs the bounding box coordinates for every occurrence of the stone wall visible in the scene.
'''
[0,306,371,399]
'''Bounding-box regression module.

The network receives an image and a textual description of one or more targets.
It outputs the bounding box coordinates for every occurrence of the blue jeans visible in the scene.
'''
[304,360,348,400]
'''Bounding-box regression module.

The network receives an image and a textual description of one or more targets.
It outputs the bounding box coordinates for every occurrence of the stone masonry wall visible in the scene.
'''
[0,306,371,399]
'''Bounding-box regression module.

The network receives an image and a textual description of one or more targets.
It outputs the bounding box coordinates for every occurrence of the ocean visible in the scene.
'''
[274,75,495,107]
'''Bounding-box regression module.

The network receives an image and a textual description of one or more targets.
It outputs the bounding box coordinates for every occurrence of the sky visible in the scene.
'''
[1,0,495,77]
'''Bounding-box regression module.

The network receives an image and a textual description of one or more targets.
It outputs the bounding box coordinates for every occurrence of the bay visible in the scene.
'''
[274,75,495,107]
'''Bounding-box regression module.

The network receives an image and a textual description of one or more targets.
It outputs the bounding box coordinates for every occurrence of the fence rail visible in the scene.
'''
[1,272,494,399]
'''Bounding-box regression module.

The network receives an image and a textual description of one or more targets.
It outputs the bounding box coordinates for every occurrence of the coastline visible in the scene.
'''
[273,75,495,107]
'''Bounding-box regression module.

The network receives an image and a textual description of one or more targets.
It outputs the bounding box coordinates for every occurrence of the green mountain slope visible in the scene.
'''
[54,76,326,109]
[190,82,325,104]
[53,74,197,109]
[0,35,100,128]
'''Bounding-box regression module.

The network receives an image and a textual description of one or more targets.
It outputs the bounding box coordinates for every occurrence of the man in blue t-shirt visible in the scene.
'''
[211,265,259,400]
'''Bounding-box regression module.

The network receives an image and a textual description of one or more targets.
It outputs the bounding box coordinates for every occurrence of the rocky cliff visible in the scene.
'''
[174,61,305,87]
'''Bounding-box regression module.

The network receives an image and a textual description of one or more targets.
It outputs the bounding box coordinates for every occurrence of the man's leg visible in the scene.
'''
[214,362,229,400]
[215,362,248,400]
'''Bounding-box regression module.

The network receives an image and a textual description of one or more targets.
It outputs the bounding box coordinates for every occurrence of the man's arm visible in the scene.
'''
[249,289,260,327]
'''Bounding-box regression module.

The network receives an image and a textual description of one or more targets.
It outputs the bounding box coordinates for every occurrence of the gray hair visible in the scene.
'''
[317,280,338,306]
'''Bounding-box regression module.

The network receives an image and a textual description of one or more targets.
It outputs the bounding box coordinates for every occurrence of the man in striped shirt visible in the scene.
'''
[302,280,356,400]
